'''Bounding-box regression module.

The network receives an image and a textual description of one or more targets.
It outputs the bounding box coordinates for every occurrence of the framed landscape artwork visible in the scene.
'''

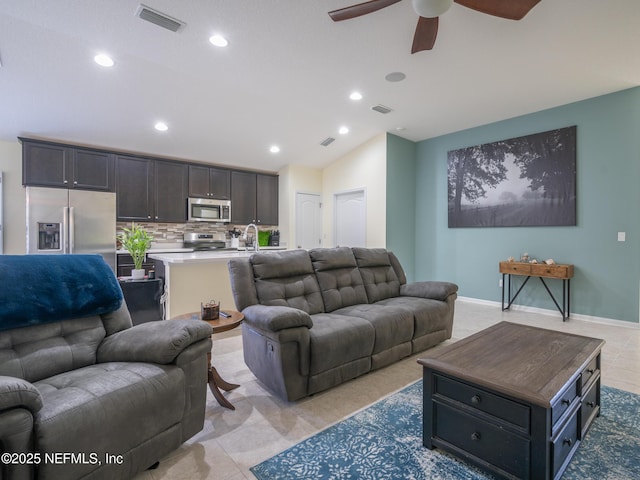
[448,126,577,228]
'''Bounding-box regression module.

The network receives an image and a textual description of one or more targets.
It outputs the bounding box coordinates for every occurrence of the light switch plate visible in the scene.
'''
[618,232,626,242]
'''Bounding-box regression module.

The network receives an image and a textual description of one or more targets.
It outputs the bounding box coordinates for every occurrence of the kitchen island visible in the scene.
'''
[150,248,286,318]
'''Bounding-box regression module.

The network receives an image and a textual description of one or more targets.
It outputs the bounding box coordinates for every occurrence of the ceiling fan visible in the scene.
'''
[328,0,541,53]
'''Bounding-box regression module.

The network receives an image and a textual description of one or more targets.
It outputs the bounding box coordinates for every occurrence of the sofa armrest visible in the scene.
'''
[0,376,43,414]
[97,319,213,364]
[400,281,458,301]
[242,305,313,332]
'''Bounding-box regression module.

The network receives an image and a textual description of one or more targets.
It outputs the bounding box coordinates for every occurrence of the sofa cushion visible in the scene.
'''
[308,314,375,375]
[309,247,368,312]
[251,250,324,315]
[333,304,414,354]
[375,296,452,338]
[0,316,106,383]
[34,362,185,478]
[352,248,401,302]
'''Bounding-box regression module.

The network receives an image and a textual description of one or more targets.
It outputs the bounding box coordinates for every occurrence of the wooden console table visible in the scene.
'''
[500,261,574,321]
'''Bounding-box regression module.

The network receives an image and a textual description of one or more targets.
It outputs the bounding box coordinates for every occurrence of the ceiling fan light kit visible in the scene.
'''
[412,0,453,18]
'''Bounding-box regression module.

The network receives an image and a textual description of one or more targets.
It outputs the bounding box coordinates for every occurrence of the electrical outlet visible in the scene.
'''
[499,278,503,288]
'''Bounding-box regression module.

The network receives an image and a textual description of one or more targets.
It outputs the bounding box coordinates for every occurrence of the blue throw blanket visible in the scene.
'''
[0,255,122,331]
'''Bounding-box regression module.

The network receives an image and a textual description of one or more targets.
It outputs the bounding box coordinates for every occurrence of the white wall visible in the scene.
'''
[321,133,387,248]
[0,139,26,254]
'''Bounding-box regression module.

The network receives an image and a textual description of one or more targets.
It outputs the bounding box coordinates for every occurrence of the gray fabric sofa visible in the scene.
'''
[0,255,213,480]
[228,247,458,402]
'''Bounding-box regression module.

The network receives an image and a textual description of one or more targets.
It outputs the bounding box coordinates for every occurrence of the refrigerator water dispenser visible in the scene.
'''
[38,223,61,250]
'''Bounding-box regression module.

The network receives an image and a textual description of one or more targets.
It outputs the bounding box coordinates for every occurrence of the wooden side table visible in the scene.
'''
[172,310,244,410]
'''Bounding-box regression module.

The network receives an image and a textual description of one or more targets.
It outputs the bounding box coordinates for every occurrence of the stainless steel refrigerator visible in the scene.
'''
[26,187,116,272]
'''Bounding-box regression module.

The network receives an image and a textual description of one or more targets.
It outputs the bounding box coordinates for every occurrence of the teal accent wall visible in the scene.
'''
[414,87,640,323]
[386,133,417,282]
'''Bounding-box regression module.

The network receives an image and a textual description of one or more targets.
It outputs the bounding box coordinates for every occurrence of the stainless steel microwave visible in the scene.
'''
[187,198,231,223]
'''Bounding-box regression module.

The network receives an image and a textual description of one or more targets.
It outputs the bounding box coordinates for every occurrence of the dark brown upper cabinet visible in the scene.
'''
[116,156,188,223]
[21,138,114,191]
[188,165,230,200]
[231,171,278,226]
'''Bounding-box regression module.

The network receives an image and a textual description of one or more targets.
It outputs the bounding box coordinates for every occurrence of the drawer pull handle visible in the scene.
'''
[561,399,571,406]
[587,401,595,408]
[587,368,595,375]
[471,432,481,441]
[471,395,481,404]
[563,438,573,447]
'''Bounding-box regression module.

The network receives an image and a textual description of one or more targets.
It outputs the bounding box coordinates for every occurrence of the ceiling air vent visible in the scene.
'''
[371,104,393,114]
[320,137,335,147]
[136,4,185,32]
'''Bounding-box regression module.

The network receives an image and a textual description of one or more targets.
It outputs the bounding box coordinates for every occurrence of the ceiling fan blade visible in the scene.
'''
[411,16,438,53]
[454,0,541,20]
[328,0,402,22]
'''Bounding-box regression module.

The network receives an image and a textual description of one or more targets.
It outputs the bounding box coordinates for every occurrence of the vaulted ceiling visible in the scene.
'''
[0,0,638,172]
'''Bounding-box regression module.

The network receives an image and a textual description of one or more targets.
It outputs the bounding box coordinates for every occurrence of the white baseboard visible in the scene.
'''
[457,296,640,330]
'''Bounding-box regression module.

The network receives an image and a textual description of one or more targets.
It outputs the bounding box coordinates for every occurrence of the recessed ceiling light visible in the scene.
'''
[385,71,406,82]
[269,145,280,153]
[94,54,114,67]
[339,126,349,135]
[154,122,168,132]
[349,91,363,101]
[209,34,228,47]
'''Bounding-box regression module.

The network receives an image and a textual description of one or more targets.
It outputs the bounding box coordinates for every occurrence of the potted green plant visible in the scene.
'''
[118,223,153,279]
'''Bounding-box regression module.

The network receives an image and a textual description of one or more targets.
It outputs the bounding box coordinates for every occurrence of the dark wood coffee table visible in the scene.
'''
[418,322,604,480]
[172,310,244,410]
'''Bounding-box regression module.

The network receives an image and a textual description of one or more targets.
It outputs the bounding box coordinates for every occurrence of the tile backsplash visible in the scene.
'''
[116,222,275,246]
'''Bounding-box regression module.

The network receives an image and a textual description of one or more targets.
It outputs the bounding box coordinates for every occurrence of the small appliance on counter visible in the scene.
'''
[269,230,280,246]
[183,232,226,250]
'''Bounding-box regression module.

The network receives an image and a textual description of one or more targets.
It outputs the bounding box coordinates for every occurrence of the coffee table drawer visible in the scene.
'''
[580,356,599,390]
[434,374,530,430]
[434,403,530,479]
[551,381,578,426]
[581,378,600,436]
[552,411,579,478]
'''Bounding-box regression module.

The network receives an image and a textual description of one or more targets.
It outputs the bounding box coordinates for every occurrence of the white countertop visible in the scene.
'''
[149,247,287,264]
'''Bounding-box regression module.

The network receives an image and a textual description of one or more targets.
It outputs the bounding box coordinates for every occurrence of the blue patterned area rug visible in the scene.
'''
[251,381,640,479]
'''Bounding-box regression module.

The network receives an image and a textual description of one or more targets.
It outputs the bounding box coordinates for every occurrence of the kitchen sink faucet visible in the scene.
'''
[243,223,259,252]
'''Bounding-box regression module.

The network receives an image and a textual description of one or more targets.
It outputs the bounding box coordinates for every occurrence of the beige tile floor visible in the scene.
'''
[135,300,640,480]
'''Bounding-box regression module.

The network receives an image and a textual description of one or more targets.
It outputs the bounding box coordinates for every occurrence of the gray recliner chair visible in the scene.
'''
[0,255,212,480]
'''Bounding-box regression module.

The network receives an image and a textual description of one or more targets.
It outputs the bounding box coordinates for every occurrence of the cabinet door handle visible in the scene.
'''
[471,432,481,441]
[471,395,481,404]
[563,438,573,447]
[587,401,595,408]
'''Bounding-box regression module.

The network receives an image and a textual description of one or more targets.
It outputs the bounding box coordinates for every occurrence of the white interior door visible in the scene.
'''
[295,192,322,249]
[334,189,365,247]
